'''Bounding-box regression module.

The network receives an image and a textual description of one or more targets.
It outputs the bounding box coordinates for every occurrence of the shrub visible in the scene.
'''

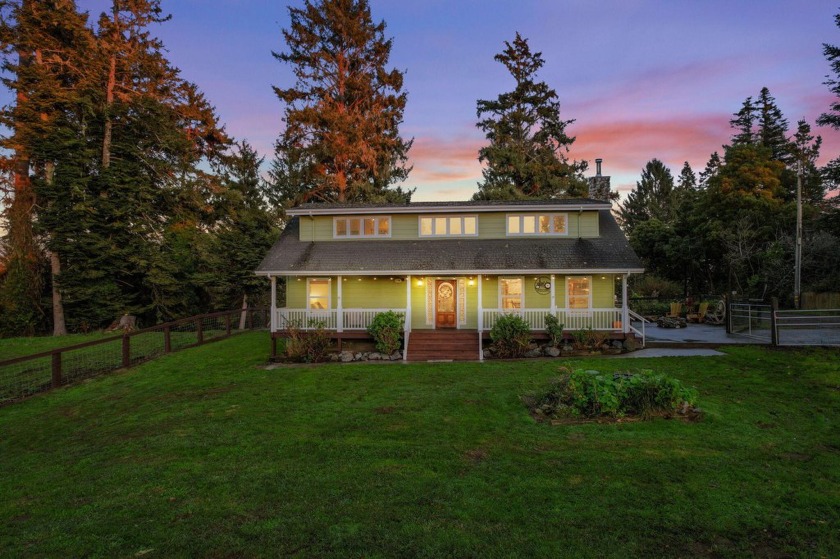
[570,328,608,351]
[285,319,332,363]
[489,314,532,358]
[524,366,698,420]
[367,311,404,355]
[544,314,564,347]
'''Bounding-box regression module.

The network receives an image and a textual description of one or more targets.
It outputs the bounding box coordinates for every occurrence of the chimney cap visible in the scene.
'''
[595,158,603,176]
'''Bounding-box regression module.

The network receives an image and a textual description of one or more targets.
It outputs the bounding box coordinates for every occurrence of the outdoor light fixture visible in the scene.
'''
[417,279,424,286]
[468,279,475,286]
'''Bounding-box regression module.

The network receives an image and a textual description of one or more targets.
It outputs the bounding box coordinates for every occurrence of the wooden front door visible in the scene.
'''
[435,280,457,328]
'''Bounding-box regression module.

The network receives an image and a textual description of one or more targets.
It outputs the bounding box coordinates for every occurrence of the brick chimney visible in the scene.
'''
[587,158,611,201]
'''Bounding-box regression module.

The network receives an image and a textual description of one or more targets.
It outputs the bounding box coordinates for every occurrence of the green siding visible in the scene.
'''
[340,277,405,308]
[299,211,600,241]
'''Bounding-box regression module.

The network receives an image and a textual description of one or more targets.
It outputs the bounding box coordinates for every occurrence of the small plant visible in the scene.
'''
[367,311,404,355]
[285,319,332,363]
[570,328,608,351]
[489,314,532,358]
[544,314,564,347]
[524,366,698,420]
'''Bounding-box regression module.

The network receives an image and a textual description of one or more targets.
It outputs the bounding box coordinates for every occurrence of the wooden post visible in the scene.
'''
[225,313,231,337]
[770,297,779,346]
[270,276,277,332]
[621,274,629,334]
[164,326,171,353]
[271,336,277,359]
[122,334,130,368]
[337,275,343,332]
[196,317,204,345]
[51,352,62,388]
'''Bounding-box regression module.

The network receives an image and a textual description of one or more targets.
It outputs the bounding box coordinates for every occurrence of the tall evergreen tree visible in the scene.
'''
[618,159,676,233]
[272,0,412,205]
[755,87,791,163]
[729,97,756,145]
[473,33,586,200]
[817,9,840,193]
[676,161,697,191]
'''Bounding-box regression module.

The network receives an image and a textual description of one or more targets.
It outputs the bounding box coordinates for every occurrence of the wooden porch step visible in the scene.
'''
[407,330,480,361]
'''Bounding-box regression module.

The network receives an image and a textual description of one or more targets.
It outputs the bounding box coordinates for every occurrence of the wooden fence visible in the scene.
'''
[0,308,269,406]
[802,292,840,310]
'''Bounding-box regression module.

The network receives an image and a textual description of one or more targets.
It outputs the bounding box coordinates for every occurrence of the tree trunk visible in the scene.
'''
[102,52,116,168]
[44,161,67,336]
[238,293,248,330]
[50,251,67,335]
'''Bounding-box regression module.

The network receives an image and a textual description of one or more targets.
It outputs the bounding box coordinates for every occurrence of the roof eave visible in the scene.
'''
[286,203,612,217]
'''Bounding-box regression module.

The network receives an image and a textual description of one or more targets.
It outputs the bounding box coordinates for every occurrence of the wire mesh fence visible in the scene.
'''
[0,308,269,406]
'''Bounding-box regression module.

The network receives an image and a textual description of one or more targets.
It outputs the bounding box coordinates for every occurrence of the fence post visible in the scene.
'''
[725,294,731,334]
[164,326,171,353]
[225,313,231,337]
[51,352,62,388]
[196,317,204,345]
[271,336,277,360]
[770,297,779,346]
[122,334,130,368]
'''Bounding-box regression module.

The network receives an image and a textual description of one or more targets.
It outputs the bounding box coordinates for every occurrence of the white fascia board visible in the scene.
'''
[256,268,645,276]
[286,204,611,217]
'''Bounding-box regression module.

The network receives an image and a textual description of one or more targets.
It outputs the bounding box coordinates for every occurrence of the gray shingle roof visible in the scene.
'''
[291,198,606,211]
[257,210,643,274]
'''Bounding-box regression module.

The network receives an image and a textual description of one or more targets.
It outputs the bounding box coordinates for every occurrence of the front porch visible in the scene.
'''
[268,273,644,360]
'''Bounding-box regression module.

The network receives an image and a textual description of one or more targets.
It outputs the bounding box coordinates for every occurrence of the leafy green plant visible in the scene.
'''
[544,314,564,347]
[489,314,532,358]
[285,319,332,363]
[367,311,404,355]
[525,366,698,419]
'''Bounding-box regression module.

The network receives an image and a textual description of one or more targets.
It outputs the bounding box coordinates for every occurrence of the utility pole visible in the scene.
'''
[794,165,802,309]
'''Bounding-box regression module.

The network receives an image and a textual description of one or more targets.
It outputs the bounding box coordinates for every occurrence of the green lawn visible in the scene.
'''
[1,334,838,558]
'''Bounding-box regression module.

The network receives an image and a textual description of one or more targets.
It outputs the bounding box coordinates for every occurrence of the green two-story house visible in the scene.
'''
[257,169,645,361]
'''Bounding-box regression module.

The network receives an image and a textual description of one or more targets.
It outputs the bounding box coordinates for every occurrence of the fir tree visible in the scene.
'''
[817,10,840,193]
[730,97,756,145]
[676,161,697,190]
[755,87,791,163]
[618,159,676,234]
[272,0,412,205]
[473,33,586,200]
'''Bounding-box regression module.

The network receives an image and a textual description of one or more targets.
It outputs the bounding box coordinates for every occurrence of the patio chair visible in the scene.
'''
[666,302,682,318]
[705,300,726,325]
[687,302,709,323]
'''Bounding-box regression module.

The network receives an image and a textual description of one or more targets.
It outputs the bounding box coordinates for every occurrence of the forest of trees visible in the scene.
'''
[1,0,838,337]
[0,0,279,336]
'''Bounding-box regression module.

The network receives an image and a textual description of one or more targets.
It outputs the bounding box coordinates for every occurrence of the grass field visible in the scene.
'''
[0,331,116,361]
[1,333,838,557]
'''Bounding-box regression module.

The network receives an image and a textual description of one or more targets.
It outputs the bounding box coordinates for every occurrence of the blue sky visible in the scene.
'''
[74,1,840,200]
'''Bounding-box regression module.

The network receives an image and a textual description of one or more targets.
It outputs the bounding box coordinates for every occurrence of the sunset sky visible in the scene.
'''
[77,0,840,200]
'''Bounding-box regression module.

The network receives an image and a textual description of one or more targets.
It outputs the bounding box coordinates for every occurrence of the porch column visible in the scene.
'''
[270,275,277,332]
[405,275,412,331]
[404,275,411,362]
[477,274,483,361]
[550,274,556,315]
[337,275,343,332]
[622,274,629,334]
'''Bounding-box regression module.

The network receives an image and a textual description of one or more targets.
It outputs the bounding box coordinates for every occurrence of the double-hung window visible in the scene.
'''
[499,277,523,310]
[307,278,331,310]
[567,276,591,310]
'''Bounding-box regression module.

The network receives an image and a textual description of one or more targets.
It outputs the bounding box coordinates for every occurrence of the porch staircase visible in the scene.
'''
[407,330,480,362]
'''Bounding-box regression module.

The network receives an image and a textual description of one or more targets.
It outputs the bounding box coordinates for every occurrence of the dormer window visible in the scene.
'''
[507,213,568,236]
[419,215,478,237]
[334,216,391,238]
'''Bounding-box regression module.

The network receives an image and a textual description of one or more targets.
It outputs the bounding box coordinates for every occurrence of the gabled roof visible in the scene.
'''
[286,198,611,216]
[257,210,643,275]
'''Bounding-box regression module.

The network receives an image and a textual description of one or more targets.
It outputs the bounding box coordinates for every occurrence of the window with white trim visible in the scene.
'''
[567,276,591,309]
[307,278,331,310]
[334,216,390,238]
[507,213,568,236]
[499,277,523,310]
[419,215,477,237]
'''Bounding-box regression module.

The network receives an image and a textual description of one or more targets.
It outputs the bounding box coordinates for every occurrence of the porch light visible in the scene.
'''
[468,279,475,286]
[373,277,377,281]
[357,278,362,281]
[417,279,424,286]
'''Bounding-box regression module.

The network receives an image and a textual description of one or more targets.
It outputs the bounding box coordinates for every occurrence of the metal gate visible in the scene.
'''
[729,302,773,343]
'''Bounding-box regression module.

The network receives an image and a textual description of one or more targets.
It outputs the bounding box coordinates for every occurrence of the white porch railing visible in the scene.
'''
[275,308,405,331]
[481,308,623,331]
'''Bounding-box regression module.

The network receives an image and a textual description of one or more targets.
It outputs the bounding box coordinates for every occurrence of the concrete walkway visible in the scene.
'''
[612,347,726,358]
[639,322,762,345]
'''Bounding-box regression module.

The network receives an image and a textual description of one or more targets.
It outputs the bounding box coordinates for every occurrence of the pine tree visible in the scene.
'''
[817,10,840,193]
[618,159,676,234]
[755,87,791,163]
[272,0,412,205]
[473,33,587,200]
[676,161,697,190]
[730,97,756,145]
[699,152,721,189]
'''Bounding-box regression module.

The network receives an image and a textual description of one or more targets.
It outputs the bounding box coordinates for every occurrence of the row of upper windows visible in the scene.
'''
[332,213,570,238]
